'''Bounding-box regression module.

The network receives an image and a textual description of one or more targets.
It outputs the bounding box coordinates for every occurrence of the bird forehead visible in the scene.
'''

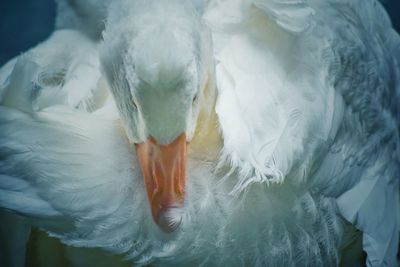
[132,34,195,87]
[124,53,197,96]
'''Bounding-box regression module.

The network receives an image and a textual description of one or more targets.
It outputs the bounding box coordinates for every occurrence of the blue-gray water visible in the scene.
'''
[0,0,399,66]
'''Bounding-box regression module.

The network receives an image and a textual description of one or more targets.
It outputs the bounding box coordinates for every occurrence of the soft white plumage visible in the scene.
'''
[0,0,399,266]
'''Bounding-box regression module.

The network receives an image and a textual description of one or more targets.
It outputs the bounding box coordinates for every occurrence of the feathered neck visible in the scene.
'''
[189,72,221,162]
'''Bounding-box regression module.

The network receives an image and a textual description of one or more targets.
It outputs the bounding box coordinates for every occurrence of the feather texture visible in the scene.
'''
[0,0,398,266]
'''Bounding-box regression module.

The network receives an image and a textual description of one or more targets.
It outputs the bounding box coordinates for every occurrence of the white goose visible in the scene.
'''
[0,0,399,266]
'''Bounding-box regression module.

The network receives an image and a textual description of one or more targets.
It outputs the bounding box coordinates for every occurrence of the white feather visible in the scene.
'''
[0,0,398,266]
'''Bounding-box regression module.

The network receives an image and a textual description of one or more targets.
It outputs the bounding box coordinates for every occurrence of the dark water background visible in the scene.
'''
[0,0,399,66]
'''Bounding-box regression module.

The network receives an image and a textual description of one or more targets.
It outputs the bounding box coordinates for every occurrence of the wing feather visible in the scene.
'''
[0,105,146,254]
[206,0,340,188]
[206,0,400,264]
[0,28,142,254]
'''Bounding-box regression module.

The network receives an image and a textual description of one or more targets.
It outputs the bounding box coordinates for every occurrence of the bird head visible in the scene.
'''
[100,2,213,232]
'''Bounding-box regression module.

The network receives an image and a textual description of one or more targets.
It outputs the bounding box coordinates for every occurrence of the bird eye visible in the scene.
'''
[192,94,198,104]
[131,98,138,110]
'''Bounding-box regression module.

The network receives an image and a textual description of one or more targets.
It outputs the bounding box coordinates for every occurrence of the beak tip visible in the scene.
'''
[155,207,183,233]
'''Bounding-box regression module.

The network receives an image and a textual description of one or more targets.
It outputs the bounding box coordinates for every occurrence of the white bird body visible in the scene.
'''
[0,0,399,266]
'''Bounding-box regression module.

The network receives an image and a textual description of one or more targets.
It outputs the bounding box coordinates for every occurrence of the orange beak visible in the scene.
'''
[135,133,187,232]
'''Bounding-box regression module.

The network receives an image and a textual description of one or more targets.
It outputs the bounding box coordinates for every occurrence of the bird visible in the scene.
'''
[0,0,399,266]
